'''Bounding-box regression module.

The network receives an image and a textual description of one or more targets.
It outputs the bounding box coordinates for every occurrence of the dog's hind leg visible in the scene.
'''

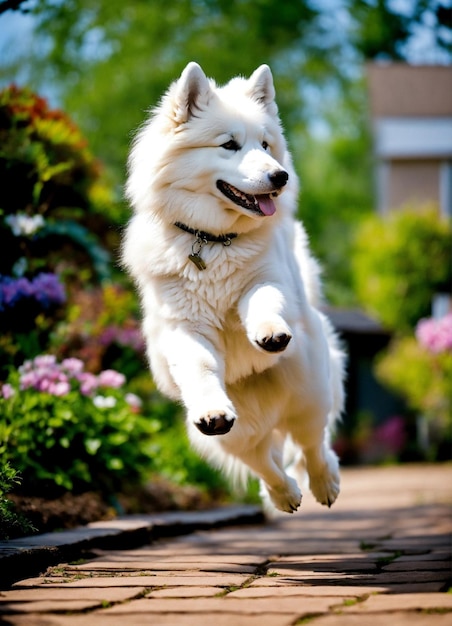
[301,437,340,508]
[226,432,302,514]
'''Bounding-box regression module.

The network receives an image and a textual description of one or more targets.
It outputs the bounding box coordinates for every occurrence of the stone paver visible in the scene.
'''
[0,464,451,625]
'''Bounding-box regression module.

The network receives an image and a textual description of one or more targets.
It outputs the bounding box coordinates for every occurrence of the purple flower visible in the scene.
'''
[61,358,84,374]
[416,313,452,354]
[98,369,126,389]
[99,325,145,352]
[0,276,33,309]
[19,354,71,397]
[0,273,66,312]
[32,273,66,309]
[33,355,57,369]
[78,372,99,396]
[47,380,71,396]
[1,383,15,399]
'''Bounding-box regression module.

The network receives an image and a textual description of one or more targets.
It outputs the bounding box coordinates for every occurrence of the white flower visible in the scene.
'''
[5,213,45,236]
[93,395,117,409]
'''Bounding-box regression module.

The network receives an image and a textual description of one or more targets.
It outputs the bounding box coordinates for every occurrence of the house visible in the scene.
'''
[367,63,452,217]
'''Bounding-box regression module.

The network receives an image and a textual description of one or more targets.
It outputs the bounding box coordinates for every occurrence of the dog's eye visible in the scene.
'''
[221,139,240,151]
[262,141,269,151]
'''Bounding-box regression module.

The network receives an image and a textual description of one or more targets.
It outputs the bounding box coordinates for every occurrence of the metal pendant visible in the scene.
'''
[188,235,207,270]
[188,252,207,270]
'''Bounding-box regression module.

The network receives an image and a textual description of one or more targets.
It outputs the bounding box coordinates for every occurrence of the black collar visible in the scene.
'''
[174,221,238,244]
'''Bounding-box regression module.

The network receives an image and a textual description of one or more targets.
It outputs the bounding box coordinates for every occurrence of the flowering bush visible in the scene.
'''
[376,314,452,458]
[0,355,158,494]
[0,85,117,372]
[416,314,452,354]
[53,284,145,378]
[0,84,113,283]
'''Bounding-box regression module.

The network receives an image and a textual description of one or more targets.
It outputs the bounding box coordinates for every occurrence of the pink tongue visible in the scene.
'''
[256,195,276,216]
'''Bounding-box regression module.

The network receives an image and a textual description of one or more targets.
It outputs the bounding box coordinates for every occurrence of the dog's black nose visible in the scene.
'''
[195,415,235,436]
[269,169,288,189]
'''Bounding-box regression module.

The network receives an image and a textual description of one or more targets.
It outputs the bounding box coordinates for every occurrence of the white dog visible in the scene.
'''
[122,62,346,514]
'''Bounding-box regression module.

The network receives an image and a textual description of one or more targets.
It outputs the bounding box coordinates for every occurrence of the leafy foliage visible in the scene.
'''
[376,315,452,459]
[0,85,117,372]
[351,207,452,331]
[0,355,157,494]
[296,79,374,304]
[0,462,35,540]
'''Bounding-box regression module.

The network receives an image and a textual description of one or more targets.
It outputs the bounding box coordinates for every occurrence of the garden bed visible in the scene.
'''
[8,478,226,538]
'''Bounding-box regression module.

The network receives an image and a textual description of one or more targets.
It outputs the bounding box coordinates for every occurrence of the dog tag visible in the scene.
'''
[188,253,207,270]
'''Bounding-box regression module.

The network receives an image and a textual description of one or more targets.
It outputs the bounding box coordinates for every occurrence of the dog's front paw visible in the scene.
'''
[194,410,236,436]
[254,322,292,353]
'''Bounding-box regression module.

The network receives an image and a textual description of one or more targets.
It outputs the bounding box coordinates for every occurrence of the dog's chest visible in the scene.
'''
[161,271,244,327]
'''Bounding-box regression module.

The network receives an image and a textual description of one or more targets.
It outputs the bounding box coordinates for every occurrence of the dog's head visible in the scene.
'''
[127,63,297,234]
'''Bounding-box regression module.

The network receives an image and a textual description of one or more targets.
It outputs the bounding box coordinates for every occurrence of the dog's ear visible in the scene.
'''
[173,62,211,124]
[247,65,278,114]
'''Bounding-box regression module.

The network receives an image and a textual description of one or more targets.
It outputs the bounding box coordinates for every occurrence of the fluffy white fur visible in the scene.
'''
[122,62,346,514]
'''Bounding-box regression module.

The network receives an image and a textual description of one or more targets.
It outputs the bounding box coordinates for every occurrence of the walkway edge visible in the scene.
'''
[0,505,265,588]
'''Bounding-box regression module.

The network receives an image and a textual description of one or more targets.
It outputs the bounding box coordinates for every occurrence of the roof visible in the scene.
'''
[322,307,390,335]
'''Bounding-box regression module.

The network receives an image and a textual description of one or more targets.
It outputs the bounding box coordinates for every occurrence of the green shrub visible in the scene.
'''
[0,462,35,539]
[0,353,232,500]
[0,355,158,495]
[0,86,118,374]
[351,207,452,331]
[376,314,452,459]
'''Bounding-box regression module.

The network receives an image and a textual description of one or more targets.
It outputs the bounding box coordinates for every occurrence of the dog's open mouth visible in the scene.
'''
[216,180,276,216]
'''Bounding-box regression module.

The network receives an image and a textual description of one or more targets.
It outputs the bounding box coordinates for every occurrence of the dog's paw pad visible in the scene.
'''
[195,412,235,436]
[256,331,292,353]
[310,472,340,508]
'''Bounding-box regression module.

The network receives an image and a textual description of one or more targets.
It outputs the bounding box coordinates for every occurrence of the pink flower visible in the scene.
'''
[99,325,145,352]
[78,372,99,396]
[374,416,406,455]
[33,355,57,368]
[61,358,84,374]
[125,392,142,412]
[98,369,126,389]
[20,370,40,390]
[48,381,71,396]
[1,383,15,399]
[416,313,452,354]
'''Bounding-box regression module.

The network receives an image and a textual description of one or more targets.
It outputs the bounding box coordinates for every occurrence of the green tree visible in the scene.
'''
[1,0,450,302]
[351,208,452,331]
[295,77,374,304]
[20,0,344,182]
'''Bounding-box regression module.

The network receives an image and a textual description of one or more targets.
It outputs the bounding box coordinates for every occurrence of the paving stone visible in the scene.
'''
[383,582,448,593]
[342,592,452,612]
[383,560,451,571]
[99,595,341,614]
[226,586,361,598]
[0,613,298,626]
[148,586,226,598]
[301,613,452,626]
[267,559,378,572]
[0,600,108,614]
[0,587,144,603]
[370,570,450,584]
[66,560,257,574]
[1,465,451,626]
[13,576,176,588]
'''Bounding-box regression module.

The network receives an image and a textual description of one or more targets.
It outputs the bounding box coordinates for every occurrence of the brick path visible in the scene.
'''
[1,464,451,625]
